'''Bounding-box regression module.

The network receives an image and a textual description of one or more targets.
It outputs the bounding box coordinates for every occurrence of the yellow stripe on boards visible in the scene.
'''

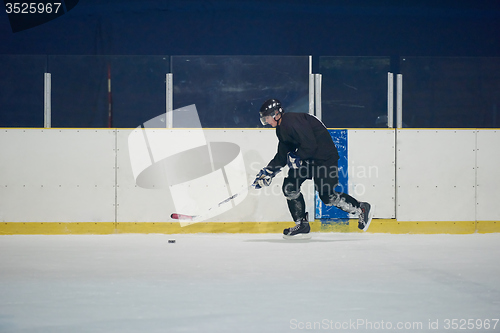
[0,222,116,235]
[1,220,499,235]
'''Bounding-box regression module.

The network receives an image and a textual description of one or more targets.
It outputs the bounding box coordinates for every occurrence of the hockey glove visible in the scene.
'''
[252,167,280,189]
[287,151,302,169]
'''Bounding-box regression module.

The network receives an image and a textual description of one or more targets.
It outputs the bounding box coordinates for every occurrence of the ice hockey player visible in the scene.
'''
[252,99,373,239]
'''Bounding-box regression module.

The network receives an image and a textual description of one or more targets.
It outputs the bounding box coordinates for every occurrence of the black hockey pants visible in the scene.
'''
[282,161,361,222]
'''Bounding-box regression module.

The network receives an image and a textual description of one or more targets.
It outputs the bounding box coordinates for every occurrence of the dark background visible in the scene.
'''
[2,0,499,57]
[1,0,499,128]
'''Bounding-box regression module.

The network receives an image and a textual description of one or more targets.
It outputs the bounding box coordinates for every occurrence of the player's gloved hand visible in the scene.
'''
[252,167,280,189]
[287,151,302,169]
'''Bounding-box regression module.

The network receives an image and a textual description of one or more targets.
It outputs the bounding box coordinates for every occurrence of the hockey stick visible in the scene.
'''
[171,184,252,222]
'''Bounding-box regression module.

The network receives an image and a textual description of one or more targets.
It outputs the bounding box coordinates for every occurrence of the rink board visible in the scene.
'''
[476,130,500,221]
[347,129,396,219]
[396,129,477,222]
[0,129,116,223]
[0,128,499,235]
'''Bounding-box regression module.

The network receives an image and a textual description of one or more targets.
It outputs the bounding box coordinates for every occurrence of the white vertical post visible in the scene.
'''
[314,74,322,121]
[309,73,315,116]
[166,73,173,128]
[308,55,314,115]
[44,73,51,128]
[387,72,394,128]
[397,74,403,128]
[308,56,316,222]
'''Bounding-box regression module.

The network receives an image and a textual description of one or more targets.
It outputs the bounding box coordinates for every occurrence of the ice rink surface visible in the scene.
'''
[1,232,499,333]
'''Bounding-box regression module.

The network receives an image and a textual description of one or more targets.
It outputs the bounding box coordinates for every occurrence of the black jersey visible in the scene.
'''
[266,112,339,170]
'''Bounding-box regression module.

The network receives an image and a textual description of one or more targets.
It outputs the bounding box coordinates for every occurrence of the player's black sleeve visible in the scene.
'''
[289,117,318,160]
[277,113,319,161]
[266,140,291,170]
[264,112,339,170]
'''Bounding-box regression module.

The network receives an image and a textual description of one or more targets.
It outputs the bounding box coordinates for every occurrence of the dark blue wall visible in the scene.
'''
[1,1,499,128]
[1,1,499,57]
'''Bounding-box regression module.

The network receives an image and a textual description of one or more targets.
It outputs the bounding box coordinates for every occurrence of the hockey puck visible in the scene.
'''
[168,239,176,243]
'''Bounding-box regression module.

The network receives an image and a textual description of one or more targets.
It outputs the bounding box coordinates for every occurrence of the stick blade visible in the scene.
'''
[171,213,195,221]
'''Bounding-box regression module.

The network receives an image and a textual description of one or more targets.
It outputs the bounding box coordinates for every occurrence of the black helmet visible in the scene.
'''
[259,99,283,125]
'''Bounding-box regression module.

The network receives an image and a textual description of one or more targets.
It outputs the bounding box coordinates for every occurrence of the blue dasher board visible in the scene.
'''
[315,129,349,220]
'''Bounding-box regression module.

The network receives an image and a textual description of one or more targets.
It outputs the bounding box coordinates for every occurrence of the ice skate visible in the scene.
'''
[358,202,373,231]
[283,214,311,240]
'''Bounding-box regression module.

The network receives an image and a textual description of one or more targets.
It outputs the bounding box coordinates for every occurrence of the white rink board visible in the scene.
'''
[2,128,498,224]
[396,130,476,222]
[476,130,500,221]
[117,128,394,223]
[116,129,175,222]
[0,129,116,222]
[116,129,309,223]
[348,129,395,218]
